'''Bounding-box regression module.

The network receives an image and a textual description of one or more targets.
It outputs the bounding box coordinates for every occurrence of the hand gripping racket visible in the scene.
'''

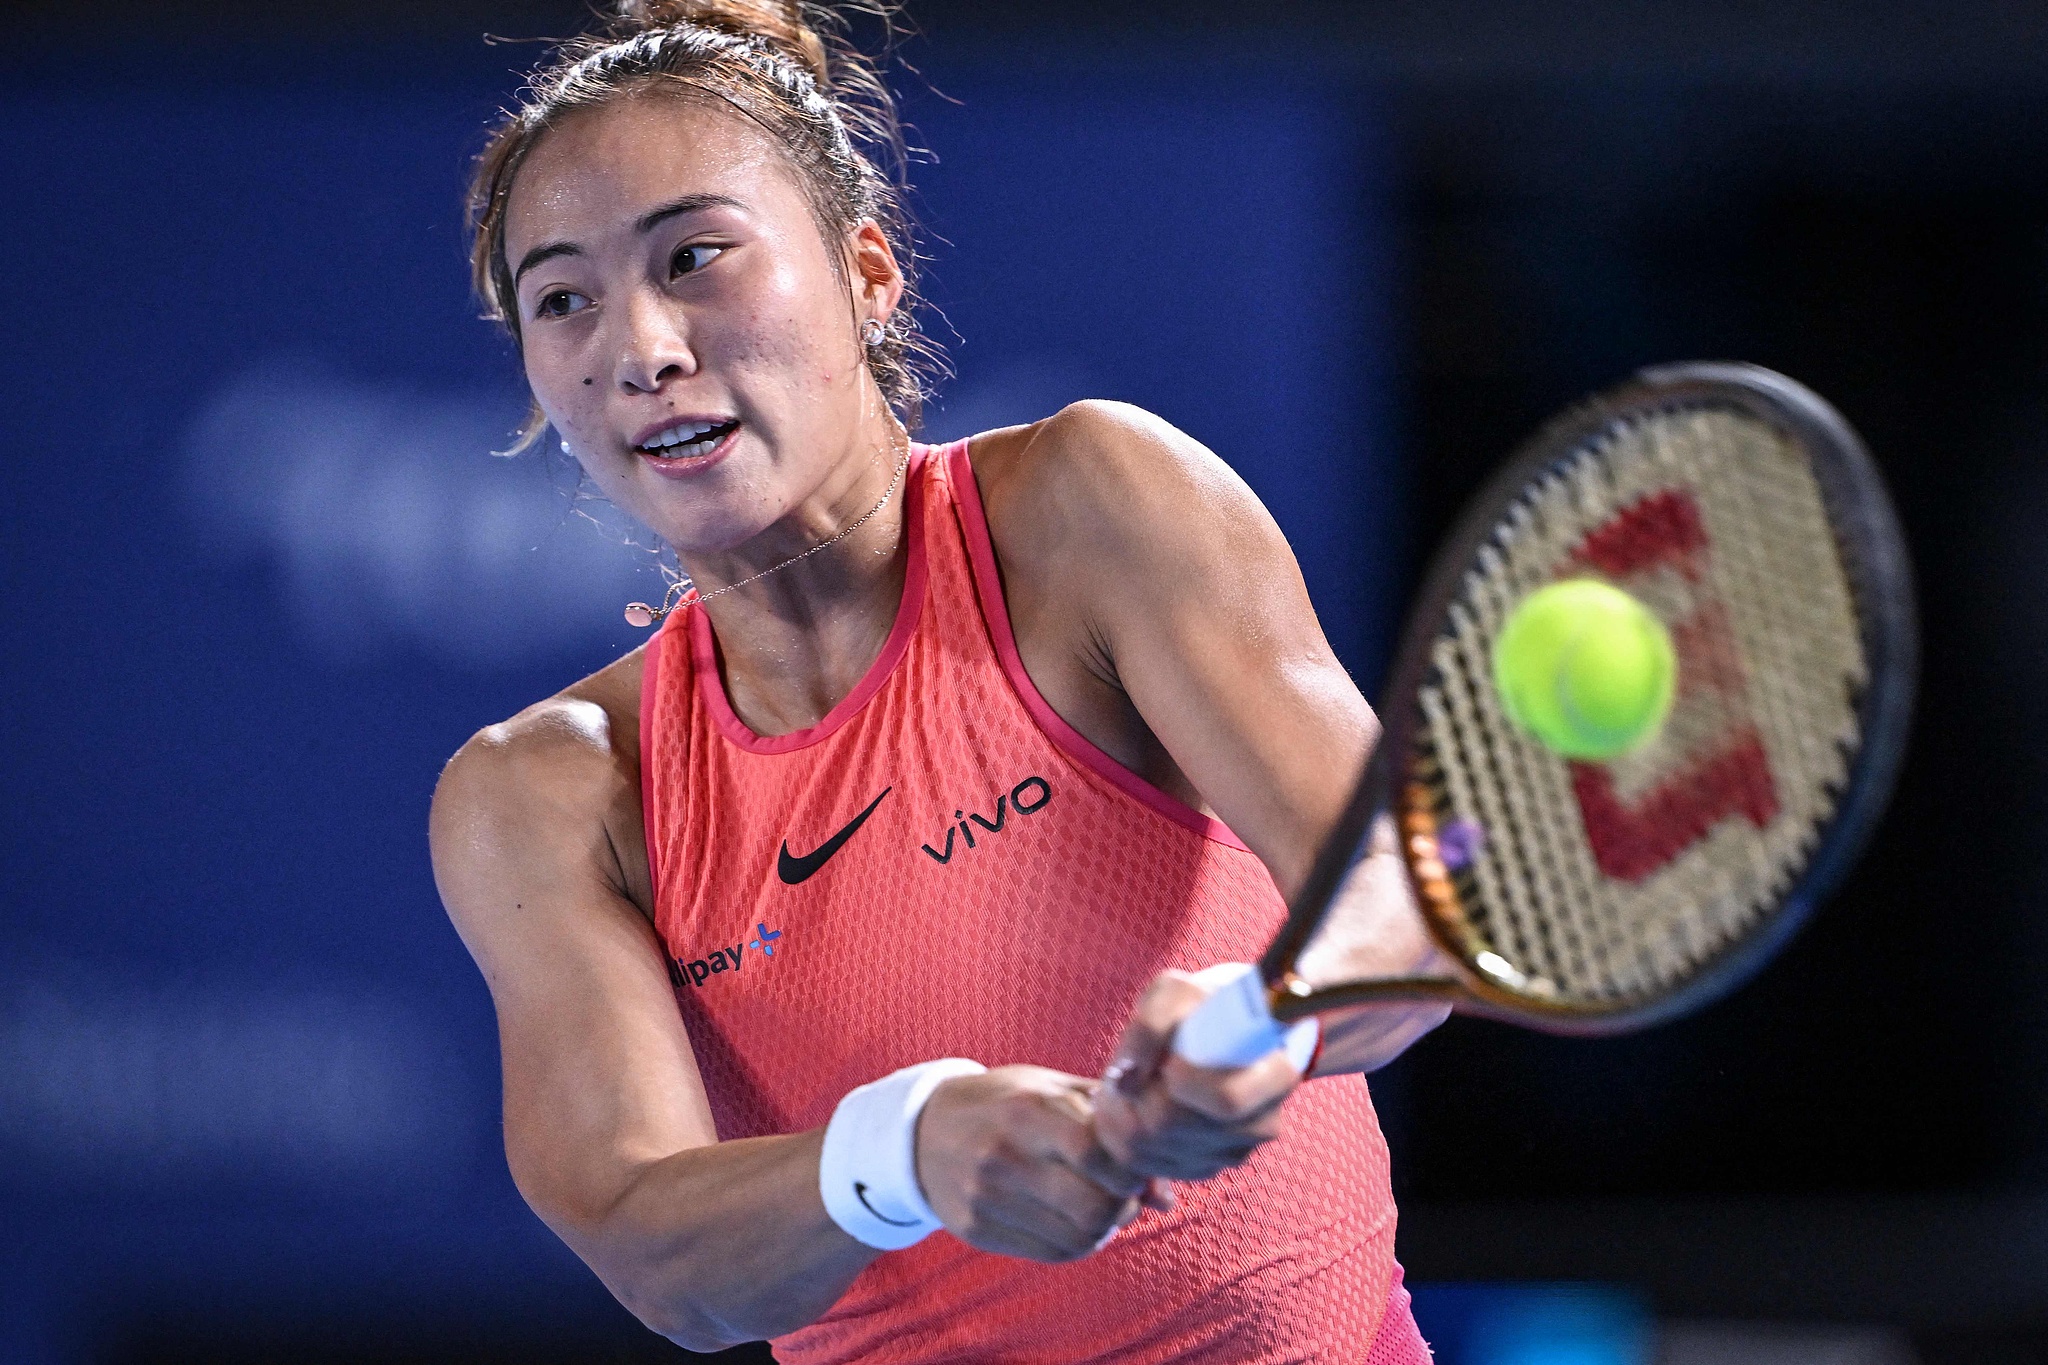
[1176,362,1916,1065]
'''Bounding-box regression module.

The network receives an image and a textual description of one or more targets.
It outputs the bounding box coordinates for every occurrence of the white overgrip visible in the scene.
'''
[1171,962,1319,1072]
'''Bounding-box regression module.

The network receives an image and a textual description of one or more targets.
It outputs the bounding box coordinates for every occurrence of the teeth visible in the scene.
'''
[640,420,731,453]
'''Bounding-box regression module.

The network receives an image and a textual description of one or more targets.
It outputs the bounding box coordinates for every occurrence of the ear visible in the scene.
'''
[846,219,906,324]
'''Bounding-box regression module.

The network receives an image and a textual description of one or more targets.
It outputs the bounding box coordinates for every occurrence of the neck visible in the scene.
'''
[683,429,916,736]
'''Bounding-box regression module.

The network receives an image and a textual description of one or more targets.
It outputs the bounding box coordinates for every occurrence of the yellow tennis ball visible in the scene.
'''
[1492,578,1677,760]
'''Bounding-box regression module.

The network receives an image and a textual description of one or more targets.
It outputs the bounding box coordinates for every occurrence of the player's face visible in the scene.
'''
[503,93,895,560]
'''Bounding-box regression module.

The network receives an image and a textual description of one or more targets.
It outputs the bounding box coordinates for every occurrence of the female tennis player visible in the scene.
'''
[428,2,1449,1359]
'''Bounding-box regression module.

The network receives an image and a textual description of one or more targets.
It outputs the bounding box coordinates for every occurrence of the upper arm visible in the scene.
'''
[429,699,716,1237]
[984,401,1376,898]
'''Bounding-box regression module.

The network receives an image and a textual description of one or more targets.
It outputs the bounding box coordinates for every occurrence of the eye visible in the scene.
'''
[534,289,589,320]
[671,243,724,277]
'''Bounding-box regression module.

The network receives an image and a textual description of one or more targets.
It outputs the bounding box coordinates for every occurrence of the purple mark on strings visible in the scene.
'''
[1437,819,1487,872]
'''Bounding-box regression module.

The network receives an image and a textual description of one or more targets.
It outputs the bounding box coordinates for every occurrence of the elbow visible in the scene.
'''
[568,1213,747,1353]
[519,1161,768,1353]
[618,1288,742,1355]
[532,1186,749,1350]
[581,1237,747,1354]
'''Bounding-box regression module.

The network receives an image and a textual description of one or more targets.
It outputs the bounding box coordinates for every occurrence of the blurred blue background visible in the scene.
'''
[5,2,2048,1362]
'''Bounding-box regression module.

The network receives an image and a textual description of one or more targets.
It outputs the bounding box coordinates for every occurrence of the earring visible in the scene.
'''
[861,318,885,346]
[561,439,572,454]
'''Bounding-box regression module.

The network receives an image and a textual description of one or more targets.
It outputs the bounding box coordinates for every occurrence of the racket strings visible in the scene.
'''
[1411,404,1867,1006]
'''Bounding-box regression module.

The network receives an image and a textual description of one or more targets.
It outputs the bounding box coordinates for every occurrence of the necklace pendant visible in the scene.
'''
[622,444,910,627]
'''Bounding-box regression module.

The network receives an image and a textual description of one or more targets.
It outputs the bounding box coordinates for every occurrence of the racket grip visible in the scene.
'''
[1172,963,1319,1071]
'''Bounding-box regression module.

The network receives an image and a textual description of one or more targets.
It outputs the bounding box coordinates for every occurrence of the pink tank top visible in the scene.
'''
[640,441,1431,1364]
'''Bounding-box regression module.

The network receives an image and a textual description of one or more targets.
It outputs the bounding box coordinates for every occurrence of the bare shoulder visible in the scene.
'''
[430,646,654,929]
[969,400,1287,597]
[434,647,646,824]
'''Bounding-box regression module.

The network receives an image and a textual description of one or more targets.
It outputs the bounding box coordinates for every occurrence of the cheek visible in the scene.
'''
[524,346,603,437]
[720,256,852,394]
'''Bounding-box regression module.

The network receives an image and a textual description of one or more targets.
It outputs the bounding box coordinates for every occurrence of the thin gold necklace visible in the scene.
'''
[624,443,912,628]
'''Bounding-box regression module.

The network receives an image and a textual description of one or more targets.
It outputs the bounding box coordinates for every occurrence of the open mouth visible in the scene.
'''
[637,418,739,460]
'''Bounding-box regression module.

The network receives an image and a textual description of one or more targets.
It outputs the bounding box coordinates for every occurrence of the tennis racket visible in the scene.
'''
[1175,361,1916,1065]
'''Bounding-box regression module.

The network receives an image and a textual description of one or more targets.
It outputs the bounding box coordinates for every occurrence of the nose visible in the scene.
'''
[611,290,697,393]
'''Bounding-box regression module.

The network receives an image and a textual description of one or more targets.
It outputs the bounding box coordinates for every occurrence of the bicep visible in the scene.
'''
[431,733,716,1235]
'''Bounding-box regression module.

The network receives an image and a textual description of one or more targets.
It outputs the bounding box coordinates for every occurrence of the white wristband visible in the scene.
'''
[818,1058,986,1251]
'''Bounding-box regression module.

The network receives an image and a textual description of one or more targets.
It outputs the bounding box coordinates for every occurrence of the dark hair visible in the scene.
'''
[467,0,938,448]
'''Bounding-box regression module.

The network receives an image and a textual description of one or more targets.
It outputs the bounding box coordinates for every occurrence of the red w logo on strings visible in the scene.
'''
[1563,490,1780,882]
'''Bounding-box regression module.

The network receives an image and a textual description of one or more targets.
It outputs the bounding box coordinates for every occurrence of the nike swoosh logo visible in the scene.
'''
[854,1181,921,1227]
[778,786,893,885]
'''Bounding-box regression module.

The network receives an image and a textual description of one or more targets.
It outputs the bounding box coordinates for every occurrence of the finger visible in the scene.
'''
[986,1098,1134,1222]
[1088,1190,1154,1254]
[948,1143,1111,1263]
[1115,1087,1283,1179]
[1162,1050,1301,1124]
[1013,1076,1152,1199]
[1106,971,1206,1098]
[1029,1087,1150,1198]
[1091,1078,1141,1167]
[996,1142,1136,1239]
[1122,1129,1262,1181]
[964,1208,1092,1264]
[1072,1137,1151,1201]
[1027,1161,1139,1244]
[984,1157,1135,1257]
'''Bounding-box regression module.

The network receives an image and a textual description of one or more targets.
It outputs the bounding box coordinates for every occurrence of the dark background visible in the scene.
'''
[4,1,2045,1361]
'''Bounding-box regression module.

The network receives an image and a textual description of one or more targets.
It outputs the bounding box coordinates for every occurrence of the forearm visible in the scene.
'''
[1293,836,1452,1076]
[547,1127,877,1351]
[1305,1002,1450,1077]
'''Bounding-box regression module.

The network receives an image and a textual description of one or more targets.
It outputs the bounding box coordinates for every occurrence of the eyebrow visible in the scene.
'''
[512,194,748,287]
[636,192,745,234]
[512,241,580,286]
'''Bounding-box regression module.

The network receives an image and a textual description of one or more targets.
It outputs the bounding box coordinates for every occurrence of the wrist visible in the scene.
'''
[818,1058,986,1251]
